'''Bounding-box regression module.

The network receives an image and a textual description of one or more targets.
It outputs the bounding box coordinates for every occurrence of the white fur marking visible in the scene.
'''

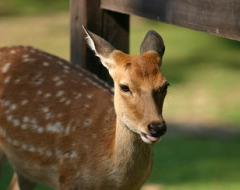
[56,90,65,97]
[4,76,11,84]
[2,62,11,73]
[10,104,17,111]
[23,116,30,123]
[42,107,49,113]
[21,99,29,105]
[83,119,92,127]
[13,119,20,127]
[43,62,49,66]
[44,93,52,98]
[10,50,16,54]
[55,80,64,86]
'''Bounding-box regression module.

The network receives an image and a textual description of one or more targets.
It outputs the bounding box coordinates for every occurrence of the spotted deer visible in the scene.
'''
[0,28,169,190]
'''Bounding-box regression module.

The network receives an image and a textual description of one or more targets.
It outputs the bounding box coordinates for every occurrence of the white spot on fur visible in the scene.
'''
[2,62,11,73]
[74,93,82,99]
[78,73,83,77]
[65,123,71,135]
[4,76,11,84]
[46,122,63,133]
[37,127,44,134]
[13,119,20,127]
[21,99,29,105]
[56,90,64,97]
[21,124,27,130]
[7,137,13,144]
[14,78,21,84]
[55,150,63,158]
[10,50,16,54]
[83,119,92,127]
[59,97,66,103]
[42,107,49,113]
[55,80,64,86]
[44,93,52,98]
[57,60,64,65]
[65,100,71,105]
[23,116,30,123]
[12,140,20,146]
[29,145,36,152]
[64,69,70,74]
[70,151,78,159]
[21,144,28,150]
[22,54,29,58]
[43,62,49,66]
[64,65,70,70]
[52,76,60,81]
[37,90,42,95]
[45,112,52,120]
[0,128,6,137]
[2,100,10,107]
[10,104,17,111]
[87,94,93,99]
[35,79,44,85]
[7,115,13,122]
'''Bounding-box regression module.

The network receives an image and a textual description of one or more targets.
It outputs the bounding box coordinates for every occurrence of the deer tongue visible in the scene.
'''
[146,135,160,142]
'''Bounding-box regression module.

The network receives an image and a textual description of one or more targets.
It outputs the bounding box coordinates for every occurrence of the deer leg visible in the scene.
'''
[15,172,36,190]
[7,173,20,190]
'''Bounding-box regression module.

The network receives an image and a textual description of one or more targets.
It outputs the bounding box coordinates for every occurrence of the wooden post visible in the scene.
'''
[70,0,129,85]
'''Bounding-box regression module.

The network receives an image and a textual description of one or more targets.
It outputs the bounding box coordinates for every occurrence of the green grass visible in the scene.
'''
[0,0,68,16]
[1,1,240,190]
[149,134,240,190]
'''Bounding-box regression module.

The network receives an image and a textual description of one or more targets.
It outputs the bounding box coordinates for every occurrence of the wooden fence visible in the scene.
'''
[70,0,240,84]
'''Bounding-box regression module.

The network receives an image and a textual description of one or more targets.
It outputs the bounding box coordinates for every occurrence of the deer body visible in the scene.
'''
[0,29,168,190]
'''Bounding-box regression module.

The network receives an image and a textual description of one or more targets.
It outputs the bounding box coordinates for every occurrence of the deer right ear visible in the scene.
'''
[83,26,116,69]
[140,30,165,58]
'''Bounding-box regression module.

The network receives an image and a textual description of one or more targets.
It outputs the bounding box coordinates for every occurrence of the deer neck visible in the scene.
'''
[114,118,152,159]
[112,118,153,186]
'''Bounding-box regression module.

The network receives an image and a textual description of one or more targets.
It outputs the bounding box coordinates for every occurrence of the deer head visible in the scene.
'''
[84,28,169,144]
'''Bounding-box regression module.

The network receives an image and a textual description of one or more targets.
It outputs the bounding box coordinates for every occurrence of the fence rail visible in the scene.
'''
[101,0,240,41]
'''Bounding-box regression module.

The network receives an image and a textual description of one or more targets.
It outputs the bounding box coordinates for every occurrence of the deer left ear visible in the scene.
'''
[83,26,116,69]
[140,30,165,58]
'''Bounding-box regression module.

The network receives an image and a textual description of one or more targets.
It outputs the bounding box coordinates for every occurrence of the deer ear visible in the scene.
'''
[140,30,165,58]
[83,26,116,69]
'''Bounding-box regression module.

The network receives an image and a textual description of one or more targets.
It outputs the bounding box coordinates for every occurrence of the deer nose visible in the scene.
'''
[148,122,167,137]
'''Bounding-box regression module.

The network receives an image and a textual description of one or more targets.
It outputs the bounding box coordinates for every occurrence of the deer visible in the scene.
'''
[0,28,169,190]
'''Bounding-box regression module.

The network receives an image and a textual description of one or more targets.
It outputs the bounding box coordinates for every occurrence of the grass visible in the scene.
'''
[150,133,240,190]
[0,1,240,190]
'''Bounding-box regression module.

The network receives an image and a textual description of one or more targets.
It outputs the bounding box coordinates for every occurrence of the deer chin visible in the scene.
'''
[140,132,161,144]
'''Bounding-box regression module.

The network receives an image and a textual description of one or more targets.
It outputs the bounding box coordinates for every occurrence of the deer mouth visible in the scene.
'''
[140,132,161,144]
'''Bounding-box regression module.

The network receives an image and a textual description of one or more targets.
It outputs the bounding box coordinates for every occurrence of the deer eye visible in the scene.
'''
[120,84,131,93]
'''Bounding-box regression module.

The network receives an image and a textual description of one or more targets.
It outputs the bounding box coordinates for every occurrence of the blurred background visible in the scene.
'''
[0,0,240,189]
